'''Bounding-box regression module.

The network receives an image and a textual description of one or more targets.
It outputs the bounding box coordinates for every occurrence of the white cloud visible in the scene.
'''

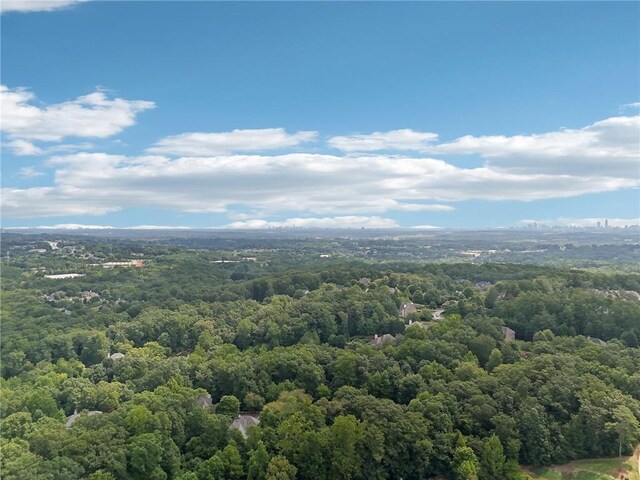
[5,138,93,156]
[5,224,197,230]
[6,139,43,156]
[2,151,635,219]
[2,185,122,217]
[0,0,86,13]
[410,225,443,230]
[224,216,400,229]
[1,85,154,154]
[147,128,318,156]
[328,129,438,152]
[46,142,95,153]
[18,166,44,178]
[622,102,640,109]
[432,115,640,177]
[127,225,192,230]
[326,117,640,178]
[34,223,115,229]
[1,87,637,223]
[518,217,639,228]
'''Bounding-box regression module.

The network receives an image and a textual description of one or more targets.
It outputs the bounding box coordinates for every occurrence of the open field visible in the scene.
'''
[526,448,640,480]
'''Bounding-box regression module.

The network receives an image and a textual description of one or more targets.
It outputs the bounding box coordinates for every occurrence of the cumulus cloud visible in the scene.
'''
[0,85,154,154]
[327,116,640,178]
[2,151,635,219]
[432,115,640,177]
[0,0,86,13]
[328,129,438,152]
[2,185,123,217]
[147,128,318,156]
[224,216,400,229]
[1,86,637,223]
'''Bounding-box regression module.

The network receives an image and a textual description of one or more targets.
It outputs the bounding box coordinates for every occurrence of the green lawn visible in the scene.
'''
[526,455,638,480]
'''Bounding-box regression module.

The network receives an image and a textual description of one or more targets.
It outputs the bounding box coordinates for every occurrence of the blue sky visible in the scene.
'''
[2,0,639,229]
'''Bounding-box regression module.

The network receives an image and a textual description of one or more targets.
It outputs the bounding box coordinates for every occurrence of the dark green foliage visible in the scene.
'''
[216,396,241,418]
[1,235,639,479]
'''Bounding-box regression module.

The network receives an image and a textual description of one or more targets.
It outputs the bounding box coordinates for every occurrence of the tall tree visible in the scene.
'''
[479,435,506,480]
[247,441,270,480]
[606,405,640,459]
[452,441,480,480]
[266,456,297,480]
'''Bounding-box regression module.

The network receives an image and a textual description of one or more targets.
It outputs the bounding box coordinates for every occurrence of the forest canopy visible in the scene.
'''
[1,233,639,480]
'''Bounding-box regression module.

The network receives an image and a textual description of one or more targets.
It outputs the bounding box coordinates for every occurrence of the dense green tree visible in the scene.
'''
[327,415,366,480]
[216,395,241,417]
[485,348,503,372]
[84,472,117,480]
[518,401,554,466]
[128,433,166,480]
[247,441,270,480]
[3,239,640,480]
[606,405,640,459]
[266,456,297,480]
[479,435,507,480]
[452,440,480,480]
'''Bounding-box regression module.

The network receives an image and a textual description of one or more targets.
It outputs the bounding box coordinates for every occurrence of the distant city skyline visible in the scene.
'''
[2,1,639,229]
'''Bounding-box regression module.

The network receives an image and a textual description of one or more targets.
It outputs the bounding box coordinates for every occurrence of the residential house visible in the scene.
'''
[195,393,213,409]
[588,336,607,347]
[369,333,397,346]
[65,410,102,428]
[400,302,418,318]
[502,326,516,342]
[230,414,260,438]
[79,291,100,303]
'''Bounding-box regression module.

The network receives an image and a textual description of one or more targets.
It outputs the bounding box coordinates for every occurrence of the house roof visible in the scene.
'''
[400,302,418,317]
[230,414,260,438]
[196,393,212,408]
[369,333,397,346]
[65,410,102,428]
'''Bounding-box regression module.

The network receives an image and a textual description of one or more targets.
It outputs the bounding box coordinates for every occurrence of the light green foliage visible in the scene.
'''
[452,443,480,480]
[84,472,117,480]
[480,435,507,480]
[485,348,502,372]
[326,415,366,480]
[606,404,640,458]
[0,439,49,480]
[266,456,297,480]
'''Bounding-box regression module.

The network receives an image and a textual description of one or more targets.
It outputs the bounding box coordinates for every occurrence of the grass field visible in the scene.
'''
[525,451,639,480]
